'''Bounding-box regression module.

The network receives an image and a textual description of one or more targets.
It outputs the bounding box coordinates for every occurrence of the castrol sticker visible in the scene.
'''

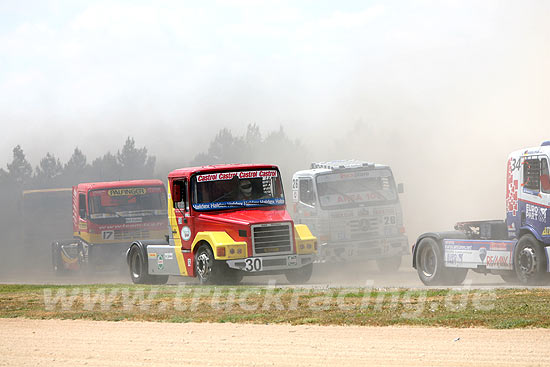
[181,226,192,241]
[196,170,277,182]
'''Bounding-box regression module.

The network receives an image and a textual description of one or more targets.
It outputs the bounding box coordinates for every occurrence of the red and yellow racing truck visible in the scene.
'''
[126,164,317,284]
[51,180,167,274]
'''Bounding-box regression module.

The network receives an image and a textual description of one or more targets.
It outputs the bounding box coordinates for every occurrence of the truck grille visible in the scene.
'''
[252,223,292,256]
[114,229,150,241]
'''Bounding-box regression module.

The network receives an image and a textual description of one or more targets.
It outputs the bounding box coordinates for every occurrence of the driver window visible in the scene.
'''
[174,180,189,211]
[79,193,87,219]
[299,178,315,206]
[541,158,550,194]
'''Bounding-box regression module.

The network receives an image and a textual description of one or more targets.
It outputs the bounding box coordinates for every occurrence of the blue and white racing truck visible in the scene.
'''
[413,142,550,285]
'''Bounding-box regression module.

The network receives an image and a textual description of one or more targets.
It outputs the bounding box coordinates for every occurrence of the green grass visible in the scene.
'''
[1,284,549,328]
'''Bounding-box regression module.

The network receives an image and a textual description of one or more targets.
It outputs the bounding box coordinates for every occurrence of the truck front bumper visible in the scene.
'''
[317,236,409,263]
[226,254,314,272]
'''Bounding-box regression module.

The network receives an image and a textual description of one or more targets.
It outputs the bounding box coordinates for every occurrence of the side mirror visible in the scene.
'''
[398,183,404,194]
[172,182,182,203]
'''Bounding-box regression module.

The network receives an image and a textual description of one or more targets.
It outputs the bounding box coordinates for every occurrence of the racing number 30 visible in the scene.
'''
[244,258,262,272]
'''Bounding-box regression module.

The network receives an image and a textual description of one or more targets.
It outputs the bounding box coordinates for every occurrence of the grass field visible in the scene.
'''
[1,284,549,328]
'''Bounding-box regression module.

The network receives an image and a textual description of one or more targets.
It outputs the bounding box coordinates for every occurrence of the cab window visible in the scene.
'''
[299,178,315,206]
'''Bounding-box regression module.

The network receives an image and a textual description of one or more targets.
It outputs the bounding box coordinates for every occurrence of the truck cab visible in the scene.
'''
[52,180,167,273]
[127,164,317,284]
[413,142,550,285]
[292,160,408,271]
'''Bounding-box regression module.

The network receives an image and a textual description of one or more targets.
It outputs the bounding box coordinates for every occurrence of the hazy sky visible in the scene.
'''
[1,0,549,235]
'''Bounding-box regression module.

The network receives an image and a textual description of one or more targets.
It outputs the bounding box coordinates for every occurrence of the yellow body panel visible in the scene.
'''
[191,232,247,260]
[294,224,317,255]
[167,184,188,276]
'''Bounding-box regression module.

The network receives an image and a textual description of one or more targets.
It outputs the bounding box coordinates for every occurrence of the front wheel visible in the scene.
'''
[415,238,446,286]
[285,263,313,284]
[129,246,148,284]
[514,234,548,285]
[195,244,223,284]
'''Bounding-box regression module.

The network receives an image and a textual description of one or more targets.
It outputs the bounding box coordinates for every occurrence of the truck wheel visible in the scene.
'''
[514,234,548,285]
[195,245,222,285]
[415,238,446,286]
[51,242,66,276]
[376,256,402,273]
[285,263,313,284]
[442,268,468,286]
[222,268,243,285]
[129,246,149,284]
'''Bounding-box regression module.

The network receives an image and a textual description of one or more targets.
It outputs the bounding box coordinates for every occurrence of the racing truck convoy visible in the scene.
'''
[51,180,167,274]
[126,164,317,285]
[413,142,550,285]
[291,160,408,271]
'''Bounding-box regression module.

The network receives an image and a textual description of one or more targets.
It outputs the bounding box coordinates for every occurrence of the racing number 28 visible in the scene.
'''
[244,258,262,272]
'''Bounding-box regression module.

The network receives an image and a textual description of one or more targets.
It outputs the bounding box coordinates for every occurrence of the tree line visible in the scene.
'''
[1,124,306,192]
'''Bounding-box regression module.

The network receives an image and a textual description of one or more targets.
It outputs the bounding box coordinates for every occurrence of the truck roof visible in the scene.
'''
[293,160,391,177]
[76,179,165,192]
[168,164,280,179]
[509,141,550,159]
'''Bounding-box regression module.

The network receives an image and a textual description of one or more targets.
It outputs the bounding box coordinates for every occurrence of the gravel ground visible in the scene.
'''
[1,318,549,367]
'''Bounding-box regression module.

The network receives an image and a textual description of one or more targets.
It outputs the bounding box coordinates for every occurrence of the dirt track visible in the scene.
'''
[1,319,549,367]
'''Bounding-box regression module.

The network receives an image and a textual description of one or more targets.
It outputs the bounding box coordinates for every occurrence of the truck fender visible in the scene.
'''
[412,231,467,269]
[518,225,545,244]
[190,232,247,260]
[126,240,165,266]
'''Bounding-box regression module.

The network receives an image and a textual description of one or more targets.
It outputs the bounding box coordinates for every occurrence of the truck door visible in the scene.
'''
[171,179,194,251]
[77,192,88,238]
[296,177,318,231]
[520,156,550,240]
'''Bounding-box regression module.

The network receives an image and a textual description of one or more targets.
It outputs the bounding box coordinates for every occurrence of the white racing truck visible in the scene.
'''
[292,160,408,271]
[413,142,550,285]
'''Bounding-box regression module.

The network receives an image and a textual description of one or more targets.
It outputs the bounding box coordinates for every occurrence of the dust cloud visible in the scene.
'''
[1,2,550,285]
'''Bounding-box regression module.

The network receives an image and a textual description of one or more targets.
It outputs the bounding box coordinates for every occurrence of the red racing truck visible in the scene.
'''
[51,180,167,274]
[126,164,317,284]
[413,142,550,285]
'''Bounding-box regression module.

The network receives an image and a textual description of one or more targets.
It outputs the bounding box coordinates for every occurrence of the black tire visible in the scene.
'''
[514,234,548,285]
[285,263,313,284]
[51,242,67,276]
[442,267,468,286]
[129,246,149,284]
[376,256,402,273]
[415,237,447,286]
[194,244,223,285]
[222,268,243,285]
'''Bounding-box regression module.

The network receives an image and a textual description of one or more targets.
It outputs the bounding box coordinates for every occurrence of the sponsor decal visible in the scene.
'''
[506,158,519,216]
[157,255,164,270]
[196,170,278,182]
[148,252,157,258]
[526,203,547,222]
[181,226,192,241]
[543,227,550,236]
[194,198,284,210]
[125,217,142,224]
[108,188,147,196]
[486,254,511,268]
[164,253,173,260]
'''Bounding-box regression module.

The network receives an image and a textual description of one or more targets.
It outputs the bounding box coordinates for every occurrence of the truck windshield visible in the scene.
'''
[191,169,285,211]
[316,169,398,209]
[88,186,167,219]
